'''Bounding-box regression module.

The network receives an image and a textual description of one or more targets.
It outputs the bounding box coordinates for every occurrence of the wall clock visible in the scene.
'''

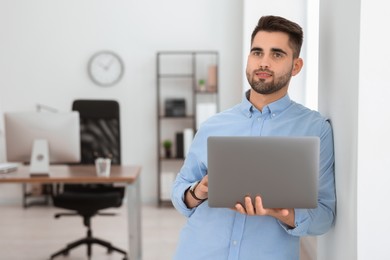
[88,50,125,87]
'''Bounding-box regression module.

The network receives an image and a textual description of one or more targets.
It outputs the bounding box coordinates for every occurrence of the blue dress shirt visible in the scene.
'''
[171,93,336,260]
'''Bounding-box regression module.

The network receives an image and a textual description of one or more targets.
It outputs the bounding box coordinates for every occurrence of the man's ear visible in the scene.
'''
[292,58,303,76]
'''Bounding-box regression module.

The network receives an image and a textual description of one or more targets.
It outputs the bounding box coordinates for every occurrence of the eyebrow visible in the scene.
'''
[250,47,262,52]
[250,47,288,56]
[271,48,288,55]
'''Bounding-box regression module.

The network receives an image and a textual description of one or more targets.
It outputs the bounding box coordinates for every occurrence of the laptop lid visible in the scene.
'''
[207,136,319,209]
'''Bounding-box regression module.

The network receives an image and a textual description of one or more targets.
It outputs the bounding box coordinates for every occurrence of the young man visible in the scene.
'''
[171,15,336,260]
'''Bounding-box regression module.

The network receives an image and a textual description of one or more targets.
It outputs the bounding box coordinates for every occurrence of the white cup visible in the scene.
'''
[95,158,111,177]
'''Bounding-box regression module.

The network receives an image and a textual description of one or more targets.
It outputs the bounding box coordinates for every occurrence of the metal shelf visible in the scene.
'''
[156,51,219,207]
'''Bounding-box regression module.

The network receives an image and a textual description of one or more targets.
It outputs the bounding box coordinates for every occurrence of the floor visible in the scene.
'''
[0,204,185,260]
[0,203,312,260]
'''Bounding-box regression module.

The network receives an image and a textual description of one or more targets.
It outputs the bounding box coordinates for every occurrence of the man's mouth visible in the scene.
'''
[255,70,273,80]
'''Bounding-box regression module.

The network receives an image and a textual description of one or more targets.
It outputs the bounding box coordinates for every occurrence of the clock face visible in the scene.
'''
[88,51,124,86]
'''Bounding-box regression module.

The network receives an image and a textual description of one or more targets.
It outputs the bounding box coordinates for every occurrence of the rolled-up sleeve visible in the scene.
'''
[279,120,336,236]
[171,132,207,217]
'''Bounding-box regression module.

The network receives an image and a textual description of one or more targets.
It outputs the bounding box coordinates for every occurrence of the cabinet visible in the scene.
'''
[156,51,219,206]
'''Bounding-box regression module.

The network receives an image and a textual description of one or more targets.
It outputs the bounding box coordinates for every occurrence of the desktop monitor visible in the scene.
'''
[3,111,81,176]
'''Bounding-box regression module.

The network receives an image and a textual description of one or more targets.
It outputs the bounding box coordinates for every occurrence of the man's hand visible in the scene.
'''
[195,175,209,199]
[184,175,208,209]
[234,196,295,228]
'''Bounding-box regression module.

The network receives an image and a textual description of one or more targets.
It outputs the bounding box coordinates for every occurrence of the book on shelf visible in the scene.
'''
[183,128,194,158]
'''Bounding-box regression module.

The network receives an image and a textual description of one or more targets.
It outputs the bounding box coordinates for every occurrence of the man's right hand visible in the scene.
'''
[185,175,208,208]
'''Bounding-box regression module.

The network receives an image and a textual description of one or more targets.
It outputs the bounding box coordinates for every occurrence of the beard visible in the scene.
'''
[247,68,292,95]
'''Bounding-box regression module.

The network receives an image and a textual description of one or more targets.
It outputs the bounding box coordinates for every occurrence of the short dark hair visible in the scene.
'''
[251,15,303,58]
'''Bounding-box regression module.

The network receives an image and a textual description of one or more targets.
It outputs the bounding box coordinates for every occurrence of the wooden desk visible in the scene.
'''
[0,165,142,260]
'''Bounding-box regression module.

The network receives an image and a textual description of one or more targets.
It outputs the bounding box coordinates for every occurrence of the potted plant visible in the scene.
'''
[198,79,206,92]
[163,139,172,158]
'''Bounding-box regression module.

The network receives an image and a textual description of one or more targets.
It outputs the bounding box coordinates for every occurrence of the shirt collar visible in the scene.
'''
[240,90,292,118]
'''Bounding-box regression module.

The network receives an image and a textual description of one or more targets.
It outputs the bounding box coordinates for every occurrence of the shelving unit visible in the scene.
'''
[156,51,219,206]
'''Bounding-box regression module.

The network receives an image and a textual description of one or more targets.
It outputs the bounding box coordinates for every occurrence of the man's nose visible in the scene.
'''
[258,55,270,69]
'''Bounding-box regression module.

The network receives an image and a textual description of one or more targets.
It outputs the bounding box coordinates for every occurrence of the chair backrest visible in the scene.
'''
[72,100,121,165]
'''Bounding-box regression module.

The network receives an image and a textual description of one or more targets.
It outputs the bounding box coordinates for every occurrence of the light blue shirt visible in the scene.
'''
[171,92,336,260]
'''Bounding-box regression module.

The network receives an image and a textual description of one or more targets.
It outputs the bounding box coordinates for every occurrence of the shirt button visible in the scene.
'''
[272,113,276,117]
[233,240,237,246]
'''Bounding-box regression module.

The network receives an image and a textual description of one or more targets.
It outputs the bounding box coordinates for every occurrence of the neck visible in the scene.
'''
[248,88,288,111]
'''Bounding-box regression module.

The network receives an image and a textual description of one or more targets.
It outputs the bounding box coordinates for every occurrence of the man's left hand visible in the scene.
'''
[234,196,295,228]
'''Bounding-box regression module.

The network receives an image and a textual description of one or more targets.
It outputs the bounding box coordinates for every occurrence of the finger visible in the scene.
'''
[235,203,246,214]
[196,175,208,193]
[254,196,267,215]
[245,196,255,215]
[278,208,289,217]
[202,175,208,186]
[197,182,208,194]
[256,196,290,217]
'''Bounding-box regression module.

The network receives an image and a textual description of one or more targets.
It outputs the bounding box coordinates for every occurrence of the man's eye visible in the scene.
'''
[253,51,262,56]
[273,53,284,58]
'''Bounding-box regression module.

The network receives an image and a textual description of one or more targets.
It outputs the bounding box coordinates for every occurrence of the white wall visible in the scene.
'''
[0,0,243,204]
[317,0,360,259]
[358,0,390,257]
[318,0,390,259]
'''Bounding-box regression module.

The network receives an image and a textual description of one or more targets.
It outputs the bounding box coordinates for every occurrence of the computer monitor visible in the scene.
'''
[3,111,81,176]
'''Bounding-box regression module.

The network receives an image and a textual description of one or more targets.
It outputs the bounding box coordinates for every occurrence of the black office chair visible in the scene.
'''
[50,100,128,260]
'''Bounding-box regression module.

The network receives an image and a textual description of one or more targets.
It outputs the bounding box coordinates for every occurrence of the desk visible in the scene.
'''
[0,165,142,260]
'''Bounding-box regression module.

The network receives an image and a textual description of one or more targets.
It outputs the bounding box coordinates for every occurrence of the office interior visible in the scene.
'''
[0,0,388,260]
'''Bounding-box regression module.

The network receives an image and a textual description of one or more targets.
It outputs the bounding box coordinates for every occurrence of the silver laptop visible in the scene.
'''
[207,136,319,209]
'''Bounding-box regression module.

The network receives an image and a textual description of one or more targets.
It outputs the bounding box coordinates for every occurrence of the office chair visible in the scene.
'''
[50,100,128,260]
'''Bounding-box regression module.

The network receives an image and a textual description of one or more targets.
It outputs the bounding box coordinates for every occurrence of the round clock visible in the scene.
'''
[88,50,124,86]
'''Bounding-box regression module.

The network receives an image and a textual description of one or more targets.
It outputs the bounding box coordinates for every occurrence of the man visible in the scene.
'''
[171,15,336,260]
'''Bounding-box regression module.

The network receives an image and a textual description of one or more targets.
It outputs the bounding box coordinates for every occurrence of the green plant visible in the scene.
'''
[198,79,205,85]
[163,139,173,158]
[163,139,172,149]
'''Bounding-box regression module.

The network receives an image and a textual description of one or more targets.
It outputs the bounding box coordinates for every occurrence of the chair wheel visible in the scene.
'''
[63,251,69,256]
[123,257,128,260]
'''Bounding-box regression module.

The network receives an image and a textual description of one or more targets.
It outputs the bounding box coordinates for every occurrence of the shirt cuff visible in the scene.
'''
[171,184,196,217]
[279,208,311,236]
